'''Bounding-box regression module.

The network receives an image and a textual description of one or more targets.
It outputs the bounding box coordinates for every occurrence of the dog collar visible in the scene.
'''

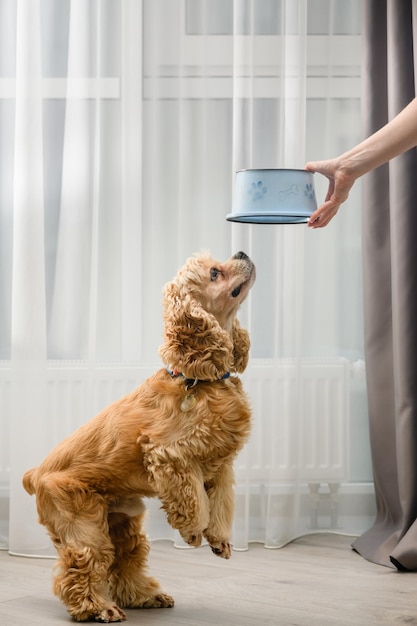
[166,365,230,388]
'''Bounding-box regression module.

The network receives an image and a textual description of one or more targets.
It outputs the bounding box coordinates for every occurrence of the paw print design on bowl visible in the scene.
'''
[304,183,315,201]
[248,180,267,202]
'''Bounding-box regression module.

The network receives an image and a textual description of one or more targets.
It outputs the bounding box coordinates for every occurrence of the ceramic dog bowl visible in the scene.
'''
[226,168,317,224]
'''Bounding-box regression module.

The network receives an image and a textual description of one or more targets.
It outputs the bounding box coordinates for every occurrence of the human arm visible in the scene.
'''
[305,97,417,228]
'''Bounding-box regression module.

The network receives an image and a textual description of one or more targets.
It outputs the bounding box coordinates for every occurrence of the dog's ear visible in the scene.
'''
[231,318,250,374]
[159,282,234,381]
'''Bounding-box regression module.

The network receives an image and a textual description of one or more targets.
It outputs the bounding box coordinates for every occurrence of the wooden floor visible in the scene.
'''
[1,534,417,625]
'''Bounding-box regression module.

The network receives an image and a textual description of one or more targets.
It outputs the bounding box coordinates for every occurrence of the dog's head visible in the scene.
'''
[159,252,256,381]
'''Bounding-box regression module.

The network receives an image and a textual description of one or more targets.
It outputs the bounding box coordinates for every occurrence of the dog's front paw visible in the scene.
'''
[181,531,203,547]
[209,540,232,560]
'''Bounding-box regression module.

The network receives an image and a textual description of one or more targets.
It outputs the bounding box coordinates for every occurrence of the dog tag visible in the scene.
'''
[180,393,197,412]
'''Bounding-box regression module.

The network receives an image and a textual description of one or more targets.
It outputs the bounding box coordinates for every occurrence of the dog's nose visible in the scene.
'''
[233,251,249,260]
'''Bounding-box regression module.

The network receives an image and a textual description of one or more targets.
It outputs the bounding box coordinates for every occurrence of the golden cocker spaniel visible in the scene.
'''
[22,251,256,623]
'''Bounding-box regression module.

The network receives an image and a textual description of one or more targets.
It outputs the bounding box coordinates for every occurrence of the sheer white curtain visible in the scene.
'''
[0,0,373,557]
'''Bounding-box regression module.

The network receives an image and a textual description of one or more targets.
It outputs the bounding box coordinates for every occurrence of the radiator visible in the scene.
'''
[0,363,156,488]
[238,358,349,484]
[0,358,349,489]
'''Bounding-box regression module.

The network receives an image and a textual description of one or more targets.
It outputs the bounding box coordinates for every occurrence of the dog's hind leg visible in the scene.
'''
[108,510,174,610]
[53,541,126,623]
[36,473,127,622]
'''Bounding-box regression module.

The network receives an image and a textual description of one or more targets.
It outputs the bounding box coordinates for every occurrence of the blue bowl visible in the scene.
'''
[227,168,317,224]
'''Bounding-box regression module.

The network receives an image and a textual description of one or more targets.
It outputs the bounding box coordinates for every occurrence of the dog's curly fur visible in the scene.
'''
[22,251,255,623]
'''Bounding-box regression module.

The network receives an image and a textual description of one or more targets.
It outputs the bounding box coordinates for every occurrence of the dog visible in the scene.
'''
[22,251,256,623]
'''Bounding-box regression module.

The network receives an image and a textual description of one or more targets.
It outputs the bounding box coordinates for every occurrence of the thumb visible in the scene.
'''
[305,161,331,178]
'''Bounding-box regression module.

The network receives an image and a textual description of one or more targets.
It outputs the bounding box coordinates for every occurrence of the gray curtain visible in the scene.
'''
[352,0,417,570]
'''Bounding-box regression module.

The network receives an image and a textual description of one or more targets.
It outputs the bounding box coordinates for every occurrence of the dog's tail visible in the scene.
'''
[22,468,37,495]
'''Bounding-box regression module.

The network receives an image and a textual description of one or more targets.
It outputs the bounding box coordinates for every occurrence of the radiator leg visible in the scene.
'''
[308,483,320,529]
[329,482,340,528]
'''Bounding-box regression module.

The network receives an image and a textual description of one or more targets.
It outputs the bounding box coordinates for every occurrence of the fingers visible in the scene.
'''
[305,162,354,228]
[305,162,338,228]
[308,199,340,228]
[324,179,335,202]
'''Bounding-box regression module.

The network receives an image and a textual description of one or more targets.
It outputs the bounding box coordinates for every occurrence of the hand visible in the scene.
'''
[305,159,356,228]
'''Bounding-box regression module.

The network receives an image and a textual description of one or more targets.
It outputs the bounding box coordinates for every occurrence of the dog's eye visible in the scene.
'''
[210,268,220,281]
